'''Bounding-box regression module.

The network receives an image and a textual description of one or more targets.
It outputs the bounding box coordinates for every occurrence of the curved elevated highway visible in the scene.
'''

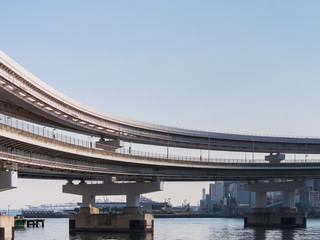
[1,50,320,154]
[1,50,320,182]
[1,122,320,181]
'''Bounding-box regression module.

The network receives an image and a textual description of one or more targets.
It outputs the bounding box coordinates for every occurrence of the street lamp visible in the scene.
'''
[167,132,169,159]
[252,138,255,163]
[208,135,210,161]
[6,116,11,125]
[7,205,10,216]
[305,137,308,162]
[52,128,56,139]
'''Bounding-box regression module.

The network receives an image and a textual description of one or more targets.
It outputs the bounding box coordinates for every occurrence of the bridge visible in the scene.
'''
[0,50,318,234]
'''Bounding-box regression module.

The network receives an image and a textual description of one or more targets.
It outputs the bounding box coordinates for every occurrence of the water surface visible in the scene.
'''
[14,218,320,240]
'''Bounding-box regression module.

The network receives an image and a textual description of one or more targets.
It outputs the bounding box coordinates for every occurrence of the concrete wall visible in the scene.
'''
[70,213,153,232]
[244,212,306,227]
[0,216,14,240]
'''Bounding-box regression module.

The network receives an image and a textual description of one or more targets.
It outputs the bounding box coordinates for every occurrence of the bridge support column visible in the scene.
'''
[63,177,163,233]
[255,192,267,208]
[82,194,96,208]
[123,194,141,214]
[244,180,307,228]
[126,194,140,207]
[0,170,17,240]
[282,190,296,208]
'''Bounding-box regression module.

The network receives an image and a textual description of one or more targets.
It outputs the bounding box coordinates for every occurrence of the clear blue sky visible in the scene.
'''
[1,1,320,209]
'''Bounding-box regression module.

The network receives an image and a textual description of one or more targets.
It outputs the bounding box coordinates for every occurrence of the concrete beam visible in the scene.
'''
[265,153,285,163]
[0,170,17,192]
[62,180,163,196]
[255,192,267,208]
[283,189,296,208]
[244,180,306,192]
[127,194,140,207]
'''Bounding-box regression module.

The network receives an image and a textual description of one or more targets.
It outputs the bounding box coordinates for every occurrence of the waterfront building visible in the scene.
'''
[229,182,255,207]
[209,182,224,212]
[314,180,320,191]
[141,202,172,214]
[202,188,206,200]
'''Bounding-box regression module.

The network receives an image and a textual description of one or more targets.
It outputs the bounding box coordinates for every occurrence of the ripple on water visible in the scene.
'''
[13,217,320,240]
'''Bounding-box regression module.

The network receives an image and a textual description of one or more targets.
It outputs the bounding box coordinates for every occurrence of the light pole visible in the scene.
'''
[305,137,308,162]
[43,126,46,137]
[6,116,11,126]
[7,205,10,216]
[167,132,169,159]
[52,128,56,139]
[208,136,210,161]
[252,138,255,163]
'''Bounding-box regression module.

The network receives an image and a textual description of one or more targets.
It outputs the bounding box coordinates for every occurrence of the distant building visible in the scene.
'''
[199,193,211,212]
[209,182,224,210]
[199,199,206,211]
[310,191,320,202]
[229,182,255,207]
[311,199,320,212]
[78,201,172,214]
[202,188,206,200]
[314,180,320,191]
[141,202,172,213]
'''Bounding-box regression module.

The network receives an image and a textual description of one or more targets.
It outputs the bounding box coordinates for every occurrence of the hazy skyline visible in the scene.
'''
[1,1,320,208]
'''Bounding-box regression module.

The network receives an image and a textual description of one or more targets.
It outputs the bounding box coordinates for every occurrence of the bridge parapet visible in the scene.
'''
[1,121,320,168]
[2,51,320,154]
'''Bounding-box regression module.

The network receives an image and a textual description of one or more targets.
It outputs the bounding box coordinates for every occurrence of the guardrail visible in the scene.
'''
[0,118,318,166]
[0,115,94,148]
[1,62,319,150]
[0,149,125,175]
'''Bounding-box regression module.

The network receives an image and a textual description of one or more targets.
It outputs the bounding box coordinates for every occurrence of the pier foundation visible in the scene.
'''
[0,170,17,240]
[0,216,14,240]
[63,176,162,233]
[244,180,307,228]
[69,207,153,233]
[244,208,307,228]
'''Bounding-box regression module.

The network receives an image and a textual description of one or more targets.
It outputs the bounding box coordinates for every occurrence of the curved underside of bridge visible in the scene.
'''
[1,50,320,154]
[1,50,320,181]
[1,122,320,181]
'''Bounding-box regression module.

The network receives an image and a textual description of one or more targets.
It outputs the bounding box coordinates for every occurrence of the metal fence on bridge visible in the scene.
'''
[0,115,319,165]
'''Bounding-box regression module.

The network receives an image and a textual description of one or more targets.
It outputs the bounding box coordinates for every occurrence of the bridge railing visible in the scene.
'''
[0,147,127,175]
[0,117,319,165]
[0,68,125,134]
[3,65,318,147]
[0,115,95,148]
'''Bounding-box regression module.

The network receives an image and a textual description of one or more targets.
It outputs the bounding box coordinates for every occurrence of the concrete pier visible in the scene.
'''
[69,207,153,233]
[0,216,14,240]
[244,208,306,228]
[244,180,307,228]
[0,170,17,240]
[63,176,163,233]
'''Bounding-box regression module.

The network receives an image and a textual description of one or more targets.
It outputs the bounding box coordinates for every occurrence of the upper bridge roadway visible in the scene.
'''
[1,50,320,154]
[1,121,320,182]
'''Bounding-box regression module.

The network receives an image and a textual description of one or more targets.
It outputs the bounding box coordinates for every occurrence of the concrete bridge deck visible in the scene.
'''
[1,122,320,181]
[1,50,320,154]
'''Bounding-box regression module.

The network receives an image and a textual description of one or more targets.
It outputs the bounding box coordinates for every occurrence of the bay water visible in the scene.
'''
[14,218,320,240]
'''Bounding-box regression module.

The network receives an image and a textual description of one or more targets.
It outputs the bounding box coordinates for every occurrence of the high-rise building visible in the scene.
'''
[202,188,206,200]
[209,182,224,206]
[314,180,320,191]
[229,182,255,206]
